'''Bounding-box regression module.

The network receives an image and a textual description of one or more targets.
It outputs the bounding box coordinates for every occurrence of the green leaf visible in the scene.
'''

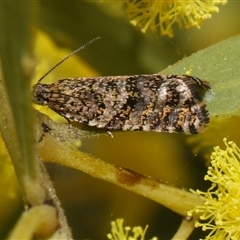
[0,2,38,188]
[161,35,240,118]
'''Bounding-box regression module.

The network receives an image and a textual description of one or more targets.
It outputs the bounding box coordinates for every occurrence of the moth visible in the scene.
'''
[33,38,210,134]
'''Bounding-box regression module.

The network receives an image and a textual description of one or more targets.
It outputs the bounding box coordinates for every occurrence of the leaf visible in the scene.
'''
[161,35,240,118]
[0,2,36,178]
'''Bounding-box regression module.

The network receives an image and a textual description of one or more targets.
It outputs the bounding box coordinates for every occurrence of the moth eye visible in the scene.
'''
[37,97,42,102]
[34,94,45,105]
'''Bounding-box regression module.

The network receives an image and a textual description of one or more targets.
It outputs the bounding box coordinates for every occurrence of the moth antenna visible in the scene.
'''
[37,36,100,83]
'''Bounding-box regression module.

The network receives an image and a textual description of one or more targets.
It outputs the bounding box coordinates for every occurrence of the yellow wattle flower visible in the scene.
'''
[107,218,157,240]
[189,138,240,240]
[122,0,227,37]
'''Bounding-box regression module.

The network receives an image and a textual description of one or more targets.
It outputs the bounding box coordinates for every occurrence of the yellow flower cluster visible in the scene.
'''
[122,0,227,37]
[189,138,240,240]
[107,218,157,240]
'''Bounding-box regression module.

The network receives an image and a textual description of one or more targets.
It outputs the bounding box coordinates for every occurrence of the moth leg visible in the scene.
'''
[62,116,73,129]
[107,131,114,138]
[63,116,71,124]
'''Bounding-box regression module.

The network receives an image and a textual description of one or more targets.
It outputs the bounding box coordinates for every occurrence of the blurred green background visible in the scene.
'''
[1,1,240,239]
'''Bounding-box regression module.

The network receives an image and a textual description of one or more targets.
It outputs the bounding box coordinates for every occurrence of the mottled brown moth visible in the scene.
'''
[33,38,210,134]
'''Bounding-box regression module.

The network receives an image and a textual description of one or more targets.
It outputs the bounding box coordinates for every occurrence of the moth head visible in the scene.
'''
[32,83,51,106]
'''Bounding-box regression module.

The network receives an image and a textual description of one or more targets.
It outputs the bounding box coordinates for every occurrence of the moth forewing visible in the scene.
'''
[33,74,210,134]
